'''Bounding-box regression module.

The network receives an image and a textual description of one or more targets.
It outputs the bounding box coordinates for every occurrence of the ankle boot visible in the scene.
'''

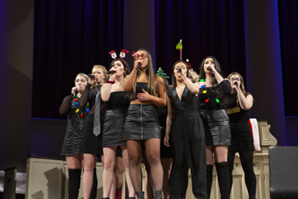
[115,188,122,199]
[215,162,230,199]
[206,165,213,199]
[155,190,162,199]
[68,168,81,199]
[136,192,145,199]
[90,168,98,199]
[125,197,136,199]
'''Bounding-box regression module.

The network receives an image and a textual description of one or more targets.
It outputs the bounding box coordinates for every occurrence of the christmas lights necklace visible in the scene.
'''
[73,95,90,118]
[200,79,220,104]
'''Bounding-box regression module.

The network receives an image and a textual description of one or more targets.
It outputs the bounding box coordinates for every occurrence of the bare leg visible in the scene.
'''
[121,145,135,197]
[83,153,97,199]
[114,155,124,199]
[144,138,163,191]
[126,140,143,192]
[103,146,117,197]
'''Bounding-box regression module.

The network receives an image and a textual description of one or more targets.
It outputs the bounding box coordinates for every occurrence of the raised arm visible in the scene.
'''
[219,80,232,95]
[59,95,73,115]
[123,66,138,92]
[164,96,173,147]
[101,83,113,102]
[235,84,254,110]
[79,83,91,107]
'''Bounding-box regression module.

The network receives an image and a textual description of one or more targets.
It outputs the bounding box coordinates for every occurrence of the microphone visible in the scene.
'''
[234,82,238,86]
[88,74,95,79]
[138,63,141,69]
[107,70,116,75]
[207,67,211,71]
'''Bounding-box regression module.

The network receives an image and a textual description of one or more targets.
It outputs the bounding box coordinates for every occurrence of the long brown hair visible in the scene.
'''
[91,65,107,89]
[172,60,190,88]
[128,49,161,98]
[227,72,250,96]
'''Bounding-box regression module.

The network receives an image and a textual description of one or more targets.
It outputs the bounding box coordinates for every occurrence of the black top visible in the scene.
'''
[105,91,131,110]
[167,86,204,173]
[132,82,152,100]
[80,84,104,115]
[226,93,250,123]
[198,80,231,110]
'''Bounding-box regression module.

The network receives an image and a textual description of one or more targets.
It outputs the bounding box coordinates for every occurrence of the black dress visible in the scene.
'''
[226,93,254,151]
[157,106,172,159]
[198,80,232,146]
[60,94,89,156]
[167,86,207,199]
[80,84,105,156]
[102,91,130,147]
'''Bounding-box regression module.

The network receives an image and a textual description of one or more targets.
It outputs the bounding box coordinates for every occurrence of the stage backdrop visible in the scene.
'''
[33,0,298,119]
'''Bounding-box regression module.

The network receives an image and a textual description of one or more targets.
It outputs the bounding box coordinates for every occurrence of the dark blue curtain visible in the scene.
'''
[33,0,124,119]
[155,0,246,83]
[278,0,298,117]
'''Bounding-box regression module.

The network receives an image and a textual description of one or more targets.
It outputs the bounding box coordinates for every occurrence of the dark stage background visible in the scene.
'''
[33,0,298,119]
[1,0,297,171]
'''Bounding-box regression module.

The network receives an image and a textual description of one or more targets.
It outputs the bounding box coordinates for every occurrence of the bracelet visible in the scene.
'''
[106,80,115,84]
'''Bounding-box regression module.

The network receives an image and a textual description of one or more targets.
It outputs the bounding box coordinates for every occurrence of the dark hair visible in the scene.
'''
[199,56,224,86]
[128,49,161,98]
[172,60,189,88]
[199,56,226,100]
[109,58,130,76]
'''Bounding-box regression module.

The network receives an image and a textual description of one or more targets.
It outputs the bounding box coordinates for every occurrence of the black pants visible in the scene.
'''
[168,131,207,199]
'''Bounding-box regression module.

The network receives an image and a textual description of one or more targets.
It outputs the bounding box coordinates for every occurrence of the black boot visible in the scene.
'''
[90,168,98,199]
[155,190,162,199]
[136,192,145,199]
[68,169,81,199]
[215,162,230,199]
[206,165,213,199]
[125,198,136,199]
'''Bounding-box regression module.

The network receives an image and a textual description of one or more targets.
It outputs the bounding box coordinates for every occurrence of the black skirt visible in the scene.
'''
[102,107,127,147]
[83,114,103,156]
[123,104,160,140]
[200,109,231,146]
[229,121,255,151]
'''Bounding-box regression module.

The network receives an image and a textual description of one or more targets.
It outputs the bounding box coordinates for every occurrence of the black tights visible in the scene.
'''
[228,151,256,198]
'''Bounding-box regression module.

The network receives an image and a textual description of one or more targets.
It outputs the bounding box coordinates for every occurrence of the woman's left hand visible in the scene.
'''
[137,89,152,102]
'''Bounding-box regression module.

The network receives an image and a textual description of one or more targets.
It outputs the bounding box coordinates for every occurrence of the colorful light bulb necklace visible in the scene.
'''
[73,95,90,118]
[200,79,220,104]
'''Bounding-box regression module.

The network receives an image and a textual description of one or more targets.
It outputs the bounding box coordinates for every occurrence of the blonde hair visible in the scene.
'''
[189,70,200,83]
[91,65,107,89]
[74,73,89,83]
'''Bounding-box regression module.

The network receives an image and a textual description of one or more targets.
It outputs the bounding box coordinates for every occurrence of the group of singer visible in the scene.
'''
[59,49,257,199]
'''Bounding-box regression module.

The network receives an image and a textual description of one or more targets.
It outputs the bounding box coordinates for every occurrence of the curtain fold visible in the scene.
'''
[278,0,298,116]
[33,0,123,119]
